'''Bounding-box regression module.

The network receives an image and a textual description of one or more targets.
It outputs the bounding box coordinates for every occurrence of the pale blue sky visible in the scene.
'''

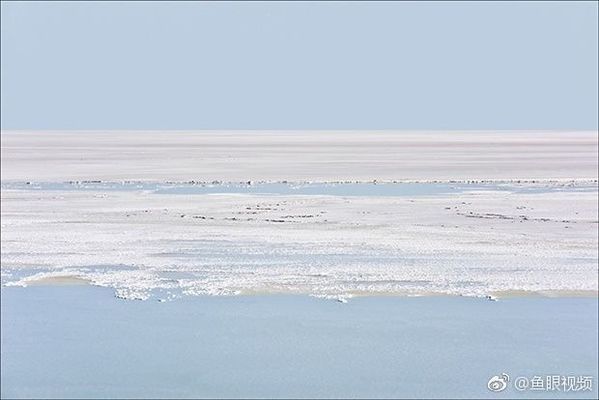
[1,1,597,130]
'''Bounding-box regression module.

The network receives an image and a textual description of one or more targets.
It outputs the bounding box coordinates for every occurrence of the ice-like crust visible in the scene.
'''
[1,183,598,301]
[2,131,597,182]
[3,130,597,301]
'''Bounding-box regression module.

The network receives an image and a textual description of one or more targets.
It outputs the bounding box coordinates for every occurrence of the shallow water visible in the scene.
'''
[1,286,597,399]
[2,180,597,196]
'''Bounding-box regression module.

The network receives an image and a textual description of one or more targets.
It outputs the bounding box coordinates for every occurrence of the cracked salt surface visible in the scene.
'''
[1,181,597,301]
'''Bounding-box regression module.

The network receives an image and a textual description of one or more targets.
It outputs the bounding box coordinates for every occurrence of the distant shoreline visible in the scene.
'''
[2,130,597,182]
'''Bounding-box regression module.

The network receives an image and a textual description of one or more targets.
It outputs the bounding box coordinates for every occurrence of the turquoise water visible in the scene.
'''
[1,286,597,399]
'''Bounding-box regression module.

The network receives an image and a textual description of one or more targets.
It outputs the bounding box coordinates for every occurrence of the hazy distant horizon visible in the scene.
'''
[1,1,597,130]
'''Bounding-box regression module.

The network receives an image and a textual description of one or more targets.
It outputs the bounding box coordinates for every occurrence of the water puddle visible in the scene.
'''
[2,181,596,197]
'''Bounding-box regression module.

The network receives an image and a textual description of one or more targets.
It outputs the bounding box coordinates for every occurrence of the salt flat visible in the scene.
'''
[2,184,597,300]
[1,131,597,300]
[1,130,597,182]
[1,133,597,398]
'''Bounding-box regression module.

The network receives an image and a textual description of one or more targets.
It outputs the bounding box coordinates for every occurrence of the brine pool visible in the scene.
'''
[1,285,597,399]
[2,180,597,196]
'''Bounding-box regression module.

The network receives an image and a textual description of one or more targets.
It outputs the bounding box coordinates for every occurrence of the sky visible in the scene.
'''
[1,1,597,130]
